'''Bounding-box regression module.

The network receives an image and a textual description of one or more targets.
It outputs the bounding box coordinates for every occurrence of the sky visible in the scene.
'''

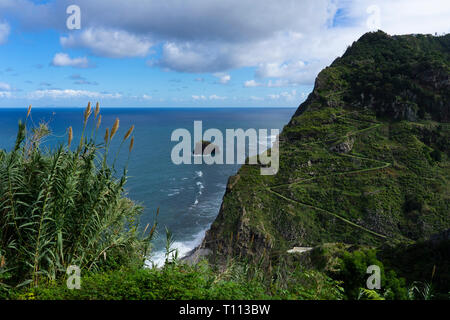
[0,0,449,108]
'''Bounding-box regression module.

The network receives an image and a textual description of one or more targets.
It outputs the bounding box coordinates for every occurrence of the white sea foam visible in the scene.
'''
[190,171,205,206]
[195,170,203,177]
[196,181,204,188]
[167,188,181,197]
[196,181,204,196]
[146,229,207,267]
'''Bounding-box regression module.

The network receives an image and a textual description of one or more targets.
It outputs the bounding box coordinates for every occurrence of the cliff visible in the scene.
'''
[192,31,450,265]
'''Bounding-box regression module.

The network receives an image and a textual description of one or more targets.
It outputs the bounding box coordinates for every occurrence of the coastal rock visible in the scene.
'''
[193,140,220,156]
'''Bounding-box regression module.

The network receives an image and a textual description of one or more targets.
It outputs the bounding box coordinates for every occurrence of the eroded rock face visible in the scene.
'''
[194,31,450,267]
[330,138,354,154]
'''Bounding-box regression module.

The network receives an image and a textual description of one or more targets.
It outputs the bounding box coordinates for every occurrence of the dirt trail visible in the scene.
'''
[267,112,391,239]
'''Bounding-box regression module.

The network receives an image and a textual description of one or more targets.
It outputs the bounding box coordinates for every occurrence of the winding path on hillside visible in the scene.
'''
[266,112,391,239]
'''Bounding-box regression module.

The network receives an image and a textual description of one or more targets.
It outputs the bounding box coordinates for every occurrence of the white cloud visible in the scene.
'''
[191,94,226,101]
[192,95,207,101]
[0,82,16,98]
[28,89,122,100]
[255,60,327,85]
[267,80,291,87]
[61,28,153,58]
[159,42,232,73]
[0,91,12,98]
[0,21,10,44]
[4,0,331,41]
[51,53,90,68]
[244,80,262,88]
[341,0,450,35]
[256,61,304,79]
[268,90,299,102]
[153,0,450,82]
[209,94,226,100]
[2,0,450,87]
[0,82,11,91]
[244,79,291,88]
[213,73,231,84]
[157,29,355,83]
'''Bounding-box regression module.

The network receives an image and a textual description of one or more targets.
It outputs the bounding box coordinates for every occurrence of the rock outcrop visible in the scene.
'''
[192,31,450,266]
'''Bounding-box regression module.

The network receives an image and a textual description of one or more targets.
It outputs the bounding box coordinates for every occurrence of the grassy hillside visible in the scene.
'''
[2,31,449,301]
[198,31,450,282]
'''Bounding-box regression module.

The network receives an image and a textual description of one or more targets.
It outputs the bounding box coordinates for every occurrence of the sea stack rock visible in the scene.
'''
[193,140,220,156]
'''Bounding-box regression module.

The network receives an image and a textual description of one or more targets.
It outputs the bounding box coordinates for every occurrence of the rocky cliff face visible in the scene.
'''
[193,31,450,265]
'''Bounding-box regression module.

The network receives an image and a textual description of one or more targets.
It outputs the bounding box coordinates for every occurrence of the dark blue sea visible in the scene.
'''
[0,107,295,264]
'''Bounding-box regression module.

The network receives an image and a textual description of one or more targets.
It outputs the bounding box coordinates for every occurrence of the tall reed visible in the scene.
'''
[0,105,155,288]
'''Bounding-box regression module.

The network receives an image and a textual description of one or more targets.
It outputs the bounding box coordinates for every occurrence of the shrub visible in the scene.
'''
[334,248,408,300]
[14,258,344,300]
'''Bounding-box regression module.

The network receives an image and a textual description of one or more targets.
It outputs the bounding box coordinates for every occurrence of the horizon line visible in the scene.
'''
[0,106,298,109]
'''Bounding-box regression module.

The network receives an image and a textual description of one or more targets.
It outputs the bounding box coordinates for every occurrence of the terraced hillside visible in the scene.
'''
[197,31,450,264]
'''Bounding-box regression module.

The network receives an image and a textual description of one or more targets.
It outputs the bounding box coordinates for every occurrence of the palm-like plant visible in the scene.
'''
[0,103,156,288]
[407,266,436,300]
[407,281,434,300]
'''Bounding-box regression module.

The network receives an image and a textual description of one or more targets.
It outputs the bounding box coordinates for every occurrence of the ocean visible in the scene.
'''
[0,107,295,265]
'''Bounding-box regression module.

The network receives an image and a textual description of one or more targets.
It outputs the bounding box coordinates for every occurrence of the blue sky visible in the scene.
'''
[0,0,448,107]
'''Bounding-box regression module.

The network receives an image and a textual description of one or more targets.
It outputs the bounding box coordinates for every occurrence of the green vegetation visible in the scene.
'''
[8,259,344,300]
[200,31,450,299]
[1,31,449,300]
[0,106,343,301]
[378,239,450,299]
[0,104,153,295]
[340,32,450,122]
[332,248,407,300]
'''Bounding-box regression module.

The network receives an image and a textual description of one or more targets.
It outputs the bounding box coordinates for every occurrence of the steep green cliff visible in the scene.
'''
[197,31,450,264]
